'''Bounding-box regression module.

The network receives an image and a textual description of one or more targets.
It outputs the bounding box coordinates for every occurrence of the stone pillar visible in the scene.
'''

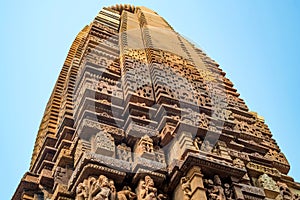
[187,166,207,200]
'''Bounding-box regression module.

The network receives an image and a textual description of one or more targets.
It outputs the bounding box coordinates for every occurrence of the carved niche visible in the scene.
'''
[213,141,232,160]
[92,131,115,157]
[54,166,72,185]
[154,146,166,164]
[117,143,132,162]
[160,122,176,146]
[193,137,202,151]
[134,135,155,160]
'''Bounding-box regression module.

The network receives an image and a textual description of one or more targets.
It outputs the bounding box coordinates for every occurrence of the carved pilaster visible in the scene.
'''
[186,166,207,200]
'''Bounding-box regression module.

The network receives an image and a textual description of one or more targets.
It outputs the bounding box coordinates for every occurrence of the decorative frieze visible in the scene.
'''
[246,162,281,178]
[241,184,265,195]
[228,149,250,162]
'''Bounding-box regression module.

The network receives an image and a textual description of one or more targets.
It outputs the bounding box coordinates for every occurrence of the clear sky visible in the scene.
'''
[1,0,299,199]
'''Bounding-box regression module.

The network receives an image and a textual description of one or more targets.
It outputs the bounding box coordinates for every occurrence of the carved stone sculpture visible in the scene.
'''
[117,186,137,200]
[204,175,226,200]
[117,143,132,162]
[75,175,116,200]
[135,135,155,160]
[136,176,166,200]
[181,177,192,200]
[277,182,293,200]
[213,175,226,200]
[232,158,245,168]
[294,194,300,200]
[193,137,202,151]
[201,140,213,153]
[224,183,233,200]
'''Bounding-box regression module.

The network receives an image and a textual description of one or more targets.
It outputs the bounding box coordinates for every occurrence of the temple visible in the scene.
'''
[13,4,300,200]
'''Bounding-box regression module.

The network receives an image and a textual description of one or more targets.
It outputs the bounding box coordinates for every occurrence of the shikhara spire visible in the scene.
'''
[13,4,300,200]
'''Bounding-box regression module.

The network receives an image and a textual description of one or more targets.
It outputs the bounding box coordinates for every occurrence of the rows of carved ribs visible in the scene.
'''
[25,6,298,200]
[71,3,288,176]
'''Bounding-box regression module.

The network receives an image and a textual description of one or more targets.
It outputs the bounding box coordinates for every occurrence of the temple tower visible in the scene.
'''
[13,5,300,200]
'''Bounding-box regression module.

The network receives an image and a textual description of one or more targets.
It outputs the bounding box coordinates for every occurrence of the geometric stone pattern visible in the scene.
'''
[13,4,299,200]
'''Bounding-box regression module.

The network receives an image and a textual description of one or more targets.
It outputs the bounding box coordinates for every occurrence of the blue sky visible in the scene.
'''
[1,0,299,199]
